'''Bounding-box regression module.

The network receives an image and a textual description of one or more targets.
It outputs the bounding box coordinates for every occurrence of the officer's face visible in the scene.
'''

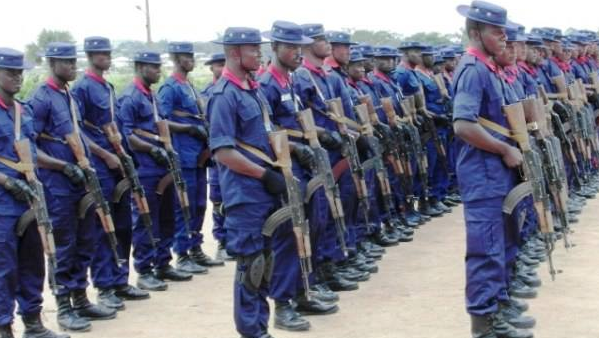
[51,58,77,82]
[310,36,331,59]
[0,68,23,95]
[364,57,375,72]
[176,53,195,73]
[331,44,350,66]
[444,58,456,72]
[422,55,434,68]
[210,61,225,80]
[495,42,516,67]
[347,61,365,81]
[140,63,161,84]
[406,49,422,66]
[89,52,112,71]
[526,47,540,65]
[375,57,395,72]
[274,42,302,71]
[514,41,526,62]
[477,24,507,56]
[571,48,579,59]
[238,44,262,71]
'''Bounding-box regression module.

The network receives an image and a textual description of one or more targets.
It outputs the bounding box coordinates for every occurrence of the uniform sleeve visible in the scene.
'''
[116,96,137,136]
[292,72,312,108]
[453,66,484,122]
[157,84,175,119]
[27,89,49,136]
[208,92,237,152]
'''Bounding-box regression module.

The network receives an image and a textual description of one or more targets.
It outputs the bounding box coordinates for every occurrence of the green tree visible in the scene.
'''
[25,29,75,64]
[350,29,403,46]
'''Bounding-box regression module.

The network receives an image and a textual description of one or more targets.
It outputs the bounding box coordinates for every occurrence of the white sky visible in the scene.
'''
[2,0,598,51]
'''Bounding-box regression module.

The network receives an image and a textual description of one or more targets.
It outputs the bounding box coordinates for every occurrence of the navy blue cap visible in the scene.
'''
[168,41,194,54]
[421,45,435,55]
[456,1,517,29]
[0,48,32,70]
[506,28,527,42]
[84,36,112,52]
[433,54,445,64]
[45,42,77,59]
[452,44,466,54]
[374,46,400,58]
[262,21,313,45]
[535,29,560,43]
[133,50,162,64]
[439,47,456,59]
[562,41,575,50]
[325,31,357,45]
[354,43,375,57]
[301,24,325,38]
[349,50,366,63]
[204,52,225,65]
[568,33,589,45]
[542,27,563,38]
[525,34,544,47]
[213,27,265,45]
[398,41,428,50]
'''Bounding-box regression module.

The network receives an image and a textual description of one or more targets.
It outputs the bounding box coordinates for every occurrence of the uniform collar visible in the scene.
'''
[302,58,327,77]
[360,76,373,85]
[346,77,358,89]
[85,69,106,84]
[172,72,188,84]
[550,56,571,72]
[133,77,151,96]
[222,67,259,90]
[373,70,391,83]
[46,77,67,92]
[500,67,517,84]
[517,61,537,76]
[267,64,290,88]
[400,61,414,70]
[415,65,434,77]
[324,56,341,69]
[466,46,499,74]
[0,95,8,110]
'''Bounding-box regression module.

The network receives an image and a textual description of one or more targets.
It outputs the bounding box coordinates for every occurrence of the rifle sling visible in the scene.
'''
[478,117,528,144]
[236,140,285,168]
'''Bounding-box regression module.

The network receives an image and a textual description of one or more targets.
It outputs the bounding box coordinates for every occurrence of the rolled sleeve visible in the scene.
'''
[453,67,483,123]
[209,93,237,152]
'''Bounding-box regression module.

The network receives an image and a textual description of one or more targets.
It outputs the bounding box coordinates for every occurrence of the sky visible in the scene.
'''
[1,0,598,51]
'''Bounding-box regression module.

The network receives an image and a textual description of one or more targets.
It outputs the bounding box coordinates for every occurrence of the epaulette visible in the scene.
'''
[211,77,228,95]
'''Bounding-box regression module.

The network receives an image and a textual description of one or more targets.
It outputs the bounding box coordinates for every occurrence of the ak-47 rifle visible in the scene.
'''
[156,120,193,238]
[327,98,370,231]
[522,98,571,248]
[404,94,431,207]
[103,122,157,248]
[268,130,312,299]
[503,102,558,279]
[298,108,348,256]
[415,88,448,171]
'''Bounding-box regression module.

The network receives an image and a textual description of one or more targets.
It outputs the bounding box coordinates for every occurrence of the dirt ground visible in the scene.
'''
[12,197,599,338]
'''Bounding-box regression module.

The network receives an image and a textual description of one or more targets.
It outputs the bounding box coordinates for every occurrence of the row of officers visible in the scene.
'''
[2,3,599,337]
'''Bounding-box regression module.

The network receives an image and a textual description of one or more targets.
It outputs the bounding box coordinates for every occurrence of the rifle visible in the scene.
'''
[503,102,557,279]
[103,122,157,248]
[327,98,370,229]
[404,94,431,207]
[415,89,448,172]
[65,132,125,268]
[522,98,571,248]
[12,133,61,294]
[268,130,312,300]
[156,120,193,239]
[298,108,348,256]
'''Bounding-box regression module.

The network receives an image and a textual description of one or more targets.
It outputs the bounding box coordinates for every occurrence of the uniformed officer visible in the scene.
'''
[453,2,533,337]
[157,41,223,275]
[260,21,339,332]
[29,42,117,332]
[71,36,150,312]
[0,47,68,338]
[208,26,282,338]
[116,50,193,293]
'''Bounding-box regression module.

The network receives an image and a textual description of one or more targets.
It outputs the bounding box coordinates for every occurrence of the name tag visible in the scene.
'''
[281,93,292,102]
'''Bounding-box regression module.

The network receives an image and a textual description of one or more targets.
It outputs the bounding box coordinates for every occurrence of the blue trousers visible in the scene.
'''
[225,203,275,338]
[464,197,510,316]
[90,175,132,289]
[47,193,97,296]
[131,175,175,274]
[426,129,450,201]
[0,216,44,325]
[209,168,226,243]
[172,167,207,255]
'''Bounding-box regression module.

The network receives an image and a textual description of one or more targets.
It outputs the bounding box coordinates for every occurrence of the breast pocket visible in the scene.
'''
[0,124,14,153]
[237,102,265,143]
[50,108,74,136]
[137,101,156,123]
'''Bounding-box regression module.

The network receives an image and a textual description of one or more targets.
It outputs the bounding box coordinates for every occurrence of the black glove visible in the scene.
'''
[433,114,450,128]
[318,130,343,151]
[356,135,371,155]
[374,123,392,140]
[3,177,36,202]
[292,144,315,169]
[188,125,208,141]
[260,168,286,196]
[62,163,86,186]
[149,146,170,167]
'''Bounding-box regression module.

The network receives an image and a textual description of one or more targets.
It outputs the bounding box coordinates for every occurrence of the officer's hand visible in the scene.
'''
[318,130,343,151]
[62,163,87,186]
[374,123,392,140]
[188,125,208,141]
[260,168,286,196]
[356,135,371,155]
[105,153,122,171]
[433,114,450,128]
[292,143,315,169]
[149,146,170,167]
[501,145,523,168]
[3,177,36,202]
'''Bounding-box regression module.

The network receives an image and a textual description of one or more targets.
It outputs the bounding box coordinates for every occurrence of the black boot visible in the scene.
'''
[97,288,124,311]
[295,294,339,316]
[431,198,452,213]
[154,265,193,281]
[371,231,398,247]
[71,290,117,321]
[114,284,150,300]
[470,314,496,338]
[22,314,70,338]
[215,241,234,261]
[492,312,534,338]
[177,255,208,274]
[136,273,168,291]
[309,283,339,303]
[509,279,537,299]
[500,302,536,329]
[273,301,310,331]
[189,246,224,267]
[319,263,358,292]
[55,294,91,332]
[418,198,443,217]
[0,324,13,338]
